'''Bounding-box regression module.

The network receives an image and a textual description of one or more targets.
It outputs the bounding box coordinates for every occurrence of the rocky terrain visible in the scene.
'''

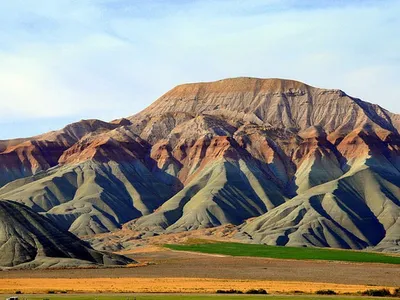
[0,77,399,253]
[0,200,133,268]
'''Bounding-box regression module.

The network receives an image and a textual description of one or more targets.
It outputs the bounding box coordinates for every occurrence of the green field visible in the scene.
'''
[3,295,395,300]
[164,241,400,264]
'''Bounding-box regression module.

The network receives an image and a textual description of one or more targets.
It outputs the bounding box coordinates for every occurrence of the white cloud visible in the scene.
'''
[0,0,399,138]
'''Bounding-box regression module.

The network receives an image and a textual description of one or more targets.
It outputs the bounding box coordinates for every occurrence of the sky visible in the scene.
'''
[0,0,399,139]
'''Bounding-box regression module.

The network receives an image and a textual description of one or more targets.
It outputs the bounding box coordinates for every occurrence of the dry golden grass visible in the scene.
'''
[120,245,165,255]
[0,277,395,294]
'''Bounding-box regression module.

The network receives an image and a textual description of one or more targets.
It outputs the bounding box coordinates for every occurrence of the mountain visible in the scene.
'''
[0,200,134,268]
[0,124,174,236]
[0,77,399,252]
[239,165,400,251]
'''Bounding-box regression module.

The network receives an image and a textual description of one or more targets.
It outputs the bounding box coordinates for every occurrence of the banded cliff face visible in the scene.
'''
[132,78,400,134]
[0,119,119,187]
[0,77,399,252]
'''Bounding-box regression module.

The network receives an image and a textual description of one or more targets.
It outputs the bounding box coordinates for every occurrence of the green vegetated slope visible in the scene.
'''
[165,241,400,264]
[6,295,396,300]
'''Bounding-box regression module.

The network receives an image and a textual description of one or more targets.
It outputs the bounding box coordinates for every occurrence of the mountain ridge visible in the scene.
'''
[132,77,400,135]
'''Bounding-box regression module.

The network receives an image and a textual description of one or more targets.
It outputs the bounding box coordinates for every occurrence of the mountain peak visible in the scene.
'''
[169,77,311,95]
[134,77,396,135]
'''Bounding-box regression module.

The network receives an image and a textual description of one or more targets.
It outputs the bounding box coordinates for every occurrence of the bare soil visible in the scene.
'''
[1,247,399,288]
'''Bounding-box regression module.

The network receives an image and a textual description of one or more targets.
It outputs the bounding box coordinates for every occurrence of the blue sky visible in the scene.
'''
[1,0,399,139]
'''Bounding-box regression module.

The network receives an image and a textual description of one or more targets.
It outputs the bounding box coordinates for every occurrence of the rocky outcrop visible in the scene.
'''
[0,200,134,268]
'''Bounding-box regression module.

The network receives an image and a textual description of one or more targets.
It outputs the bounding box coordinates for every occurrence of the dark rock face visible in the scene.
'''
[0,200,134,268]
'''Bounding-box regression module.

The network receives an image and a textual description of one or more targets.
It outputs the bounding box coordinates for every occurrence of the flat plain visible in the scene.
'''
[0,247,399,295]
[165,241,400,264]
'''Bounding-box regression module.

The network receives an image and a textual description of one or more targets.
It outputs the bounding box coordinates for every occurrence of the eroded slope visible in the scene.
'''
[0,200,134,268]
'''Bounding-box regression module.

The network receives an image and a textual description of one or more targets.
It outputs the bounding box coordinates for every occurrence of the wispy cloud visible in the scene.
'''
[0,0,399,138]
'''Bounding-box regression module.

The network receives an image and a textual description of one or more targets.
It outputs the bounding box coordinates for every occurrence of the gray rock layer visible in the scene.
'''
[0,200,133,268]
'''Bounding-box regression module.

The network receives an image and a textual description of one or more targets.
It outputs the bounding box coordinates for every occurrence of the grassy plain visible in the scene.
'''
[165,241,400,264]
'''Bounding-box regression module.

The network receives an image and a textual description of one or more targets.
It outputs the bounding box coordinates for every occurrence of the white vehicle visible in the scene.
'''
[6,297,18,300]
